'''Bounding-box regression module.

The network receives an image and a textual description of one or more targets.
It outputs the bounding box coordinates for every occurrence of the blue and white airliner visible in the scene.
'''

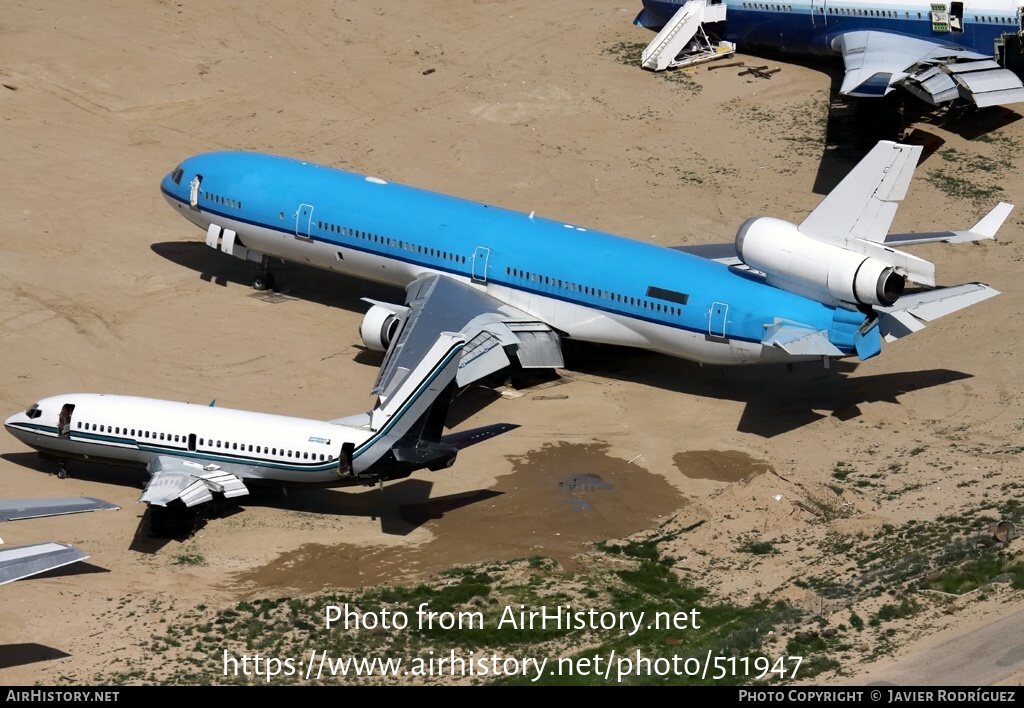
[7,142,1007,515]
[635,0,1024,106]
[158,140,1007,375]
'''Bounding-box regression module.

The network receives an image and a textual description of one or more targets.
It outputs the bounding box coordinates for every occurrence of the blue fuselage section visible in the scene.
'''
[161,152,864,364]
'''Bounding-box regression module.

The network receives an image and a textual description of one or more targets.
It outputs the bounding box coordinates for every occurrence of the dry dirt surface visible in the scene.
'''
[1,0,1023,686]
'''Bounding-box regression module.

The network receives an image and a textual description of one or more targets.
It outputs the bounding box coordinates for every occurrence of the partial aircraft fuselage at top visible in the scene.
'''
[159,142,1005,371]
[639,0,1023,58]
[636,0,1024,105]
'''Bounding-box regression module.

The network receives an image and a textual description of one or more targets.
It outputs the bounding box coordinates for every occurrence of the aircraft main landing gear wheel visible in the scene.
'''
[57,462,68,479]
[253,272,276,291]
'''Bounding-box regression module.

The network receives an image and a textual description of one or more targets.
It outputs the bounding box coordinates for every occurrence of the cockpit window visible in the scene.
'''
[25,404,42,419]
[172,166,184,185]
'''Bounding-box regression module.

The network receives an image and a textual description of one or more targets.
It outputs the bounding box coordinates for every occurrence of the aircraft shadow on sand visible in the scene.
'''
[151,241,403,317]
[801,54,1022,195]
[559,340,972,438]
[0,644,71,671]
[127,479,503,552]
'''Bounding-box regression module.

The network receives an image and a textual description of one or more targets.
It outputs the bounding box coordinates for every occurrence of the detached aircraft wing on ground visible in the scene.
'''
[0,497,119,585]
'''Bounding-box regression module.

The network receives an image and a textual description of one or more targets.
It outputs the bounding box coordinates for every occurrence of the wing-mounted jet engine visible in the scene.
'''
[359,300,408,352]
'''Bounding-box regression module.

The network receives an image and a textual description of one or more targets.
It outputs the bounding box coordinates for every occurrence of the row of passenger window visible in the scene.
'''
[201,437,332,462]
[78,421,171,440]
[205,192,242,210]
[737,3,1000,23]
[315,219,468,264]
[504,267,684,316]
[741,3,916,20]
[76,421,333,463]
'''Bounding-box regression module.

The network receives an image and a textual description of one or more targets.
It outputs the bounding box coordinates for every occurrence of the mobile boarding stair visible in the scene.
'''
[641,0,735,71]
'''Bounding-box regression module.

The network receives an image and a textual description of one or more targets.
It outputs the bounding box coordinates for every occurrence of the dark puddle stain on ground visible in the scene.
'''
[232,441,684,594]
[673,450,774,483]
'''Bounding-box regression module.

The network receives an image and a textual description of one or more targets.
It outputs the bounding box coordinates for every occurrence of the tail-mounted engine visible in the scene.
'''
[736,217,909,308]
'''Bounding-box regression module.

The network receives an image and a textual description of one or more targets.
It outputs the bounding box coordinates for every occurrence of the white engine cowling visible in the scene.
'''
[359,304,402,352]
[736,217,905,307]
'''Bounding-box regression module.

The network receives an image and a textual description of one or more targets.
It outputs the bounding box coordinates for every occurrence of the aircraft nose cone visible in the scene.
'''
[160,172,175,196]
[4,411,24,434]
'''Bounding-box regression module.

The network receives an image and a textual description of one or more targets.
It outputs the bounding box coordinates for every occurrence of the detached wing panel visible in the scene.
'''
[0,497,120,522]
[0,542,88,586]
[141,456,249,508]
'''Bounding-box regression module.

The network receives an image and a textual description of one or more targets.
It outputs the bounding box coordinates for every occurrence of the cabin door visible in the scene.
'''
[189,175,202,211]
[471,246,491,283]
[58,403,75,438]
[295,203,315,241]
[709,302,729,338]
[811,0,827,29]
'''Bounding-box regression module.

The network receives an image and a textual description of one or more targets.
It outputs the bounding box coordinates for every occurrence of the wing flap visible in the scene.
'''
[141,456,249,508]
[456,331,510,387]
[833,30,1023,107]
[761,322,844,357]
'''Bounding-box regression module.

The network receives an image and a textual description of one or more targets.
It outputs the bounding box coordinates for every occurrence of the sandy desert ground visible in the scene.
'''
[1,0,1023,686]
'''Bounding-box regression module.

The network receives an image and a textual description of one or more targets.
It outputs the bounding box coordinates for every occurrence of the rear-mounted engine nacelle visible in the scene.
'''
[360,304,401,352]
[736,217,905,307]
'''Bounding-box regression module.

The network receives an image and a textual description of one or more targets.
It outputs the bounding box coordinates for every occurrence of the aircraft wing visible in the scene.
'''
[669,243,742,266]
[370,273,564,408]
[140,456,249,507]
[0,497,120,522]
[833,30,1024,107]
[0,542,89,586]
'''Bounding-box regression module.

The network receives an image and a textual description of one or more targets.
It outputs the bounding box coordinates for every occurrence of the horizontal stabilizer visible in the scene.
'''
[0,542,89,585]
[877,283,1000,342]
[884,202,1013,245]
[440,423,520,450]
[762,322,844,357]
[0,497,120,522]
